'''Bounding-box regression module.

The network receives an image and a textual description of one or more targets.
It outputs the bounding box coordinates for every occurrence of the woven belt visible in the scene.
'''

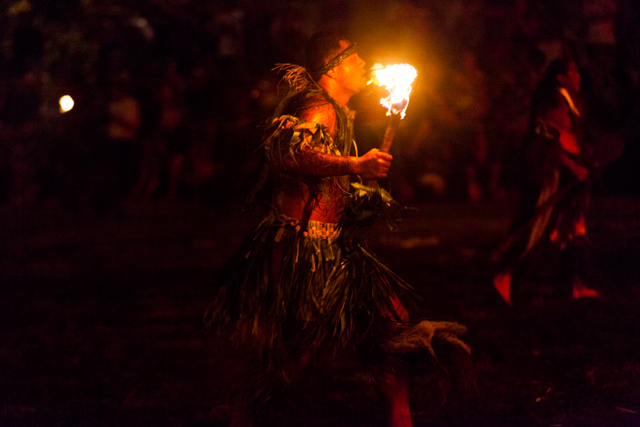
[305,220,340,240]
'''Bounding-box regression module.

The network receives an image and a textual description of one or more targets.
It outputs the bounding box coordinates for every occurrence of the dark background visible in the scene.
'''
[1,1,640,426]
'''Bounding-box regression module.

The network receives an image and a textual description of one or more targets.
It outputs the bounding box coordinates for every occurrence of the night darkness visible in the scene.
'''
[1,1,640,426]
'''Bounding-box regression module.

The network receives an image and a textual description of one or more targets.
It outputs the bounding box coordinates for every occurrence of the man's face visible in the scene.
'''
[331,40,367,96]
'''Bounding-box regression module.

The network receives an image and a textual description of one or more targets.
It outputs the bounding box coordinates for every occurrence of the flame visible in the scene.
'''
[370,63,417,119]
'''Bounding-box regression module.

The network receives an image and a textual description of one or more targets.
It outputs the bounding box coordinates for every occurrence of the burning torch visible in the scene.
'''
[363,63,417,188]
[370,63,417,153]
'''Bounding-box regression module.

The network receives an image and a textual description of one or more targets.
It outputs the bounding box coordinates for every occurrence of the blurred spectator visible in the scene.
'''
[158,64,189,201]
[268,3,313,66]
[94,69,141,212]
[244,1,276,77]
[485,47,547,200]
[582,0,618,48]
[1,0,639,208]
[493,59,601,305]
[182,63,225,200]
[442,50,490,201]
[0,22,45,207]
[1,68,44,207]
[207,1,248,83]
[130,62,189,202]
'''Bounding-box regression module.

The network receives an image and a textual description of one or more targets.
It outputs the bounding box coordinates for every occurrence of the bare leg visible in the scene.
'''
[375,371,413,427]
[374,295,413,426]
[562,239,600,299]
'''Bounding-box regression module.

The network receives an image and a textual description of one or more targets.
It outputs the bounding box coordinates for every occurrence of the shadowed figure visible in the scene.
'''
[493,58,601,305]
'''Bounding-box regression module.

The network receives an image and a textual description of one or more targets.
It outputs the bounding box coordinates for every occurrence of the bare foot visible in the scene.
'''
[493,272,512,305]
[572,279,600,299]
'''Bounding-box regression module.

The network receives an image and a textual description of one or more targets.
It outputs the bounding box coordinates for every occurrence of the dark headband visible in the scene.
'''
[310,43,358,80]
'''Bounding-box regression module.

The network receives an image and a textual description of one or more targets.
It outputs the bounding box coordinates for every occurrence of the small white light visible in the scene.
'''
[59,95,74,113]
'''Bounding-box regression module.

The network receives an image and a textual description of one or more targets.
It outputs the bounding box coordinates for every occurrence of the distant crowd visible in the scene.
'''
[1,0,638,211]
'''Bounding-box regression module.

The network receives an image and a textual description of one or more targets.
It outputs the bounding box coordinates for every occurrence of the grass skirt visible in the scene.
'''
[204,211,469,412]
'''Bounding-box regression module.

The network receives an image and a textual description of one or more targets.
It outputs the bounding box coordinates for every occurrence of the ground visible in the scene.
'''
[1,196,639,427]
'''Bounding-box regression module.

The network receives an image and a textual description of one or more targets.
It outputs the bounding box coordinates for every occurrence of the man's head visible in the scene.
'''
[305,32,344,76]
[543,58,581,93]
[557,61,581,93]
[305,32,367,104]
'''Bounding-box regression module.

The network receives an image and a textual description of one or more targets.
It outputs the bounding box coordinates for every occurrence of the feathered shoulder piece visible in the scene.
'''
[273,63,317,94]
[247,114,332,209]
[263,115,335,172]
[270,65,353,157]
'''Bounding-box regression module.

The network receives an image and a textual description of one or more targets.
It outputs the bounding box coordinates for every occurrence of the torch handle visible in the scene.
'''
[365,115,401,188]
[380,114,401,153]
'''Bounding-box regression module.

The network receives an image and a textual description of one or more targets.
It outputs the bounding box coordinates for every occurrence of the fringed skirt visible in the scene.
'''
[205,211,468,371]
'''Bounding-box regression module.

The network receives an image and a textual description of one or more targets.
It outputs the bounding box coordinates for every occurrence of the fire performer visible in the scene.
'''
[205,32,469,427]
[493,59,601,305]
